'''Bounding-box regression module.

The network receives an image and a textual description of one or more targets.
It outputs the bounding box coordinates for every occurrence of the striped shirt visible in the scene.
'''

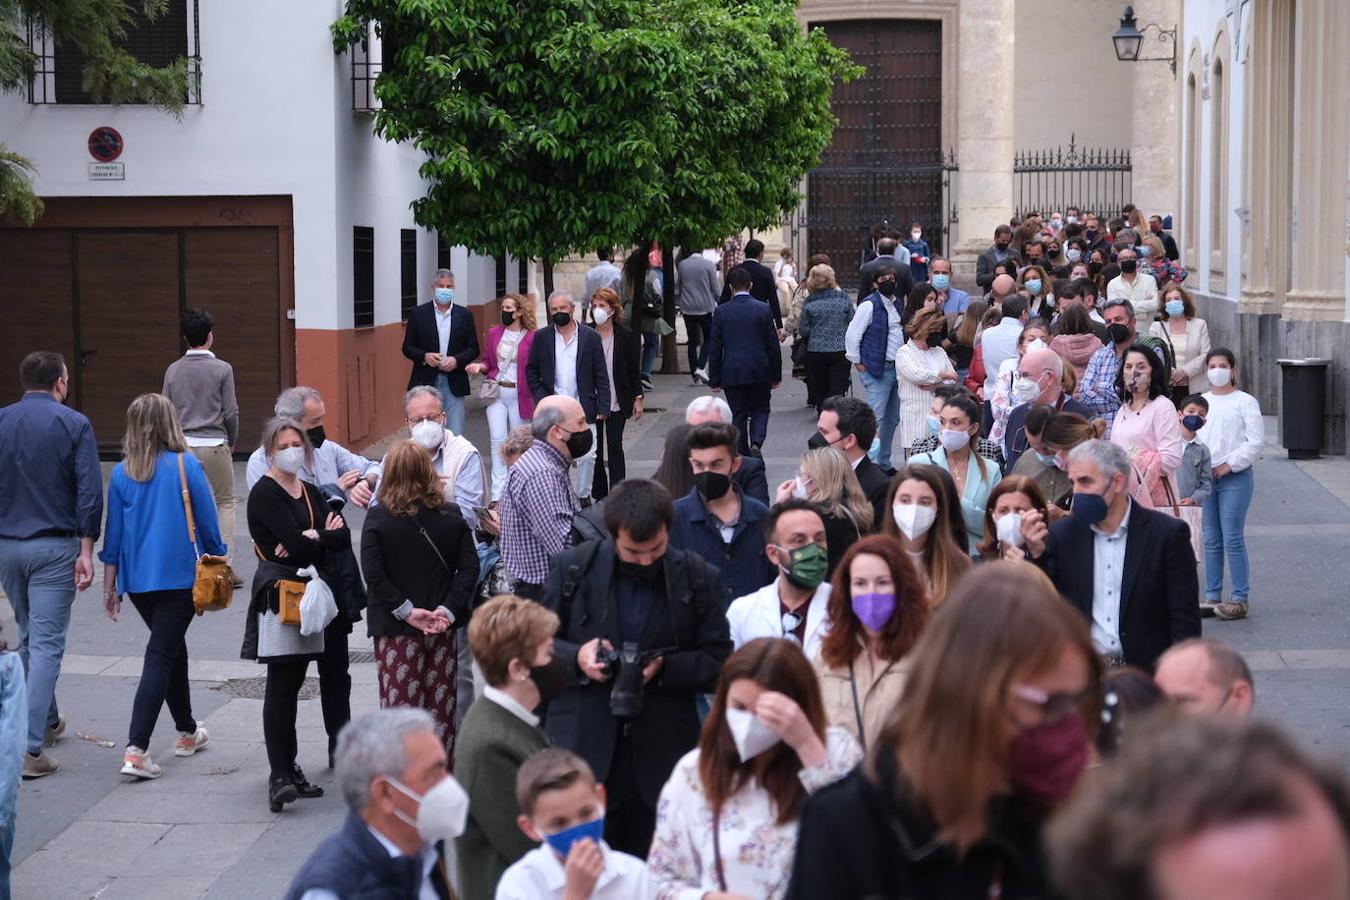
[499,441,578,585]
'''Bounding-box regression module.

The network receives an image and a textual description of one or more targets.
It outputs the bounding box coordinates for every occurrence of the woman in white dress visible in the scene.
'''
[895,308,958,457]
[648,638,861,900]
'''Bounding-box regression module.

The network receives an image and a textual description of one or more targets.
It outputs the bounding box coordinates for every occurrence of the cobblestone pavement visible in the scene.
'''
[9,349,1350,897]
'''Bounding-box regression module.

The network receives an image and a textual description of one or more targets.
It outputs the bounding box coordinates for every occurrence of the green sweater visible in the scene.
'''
[453,696,550,900]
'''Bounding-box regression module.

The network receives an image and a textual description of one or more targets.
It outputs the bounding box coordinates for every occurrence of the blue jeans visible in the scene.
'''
[0,652,25,900]
[0,536,76,755]
[859,368,900,468]
[1202,466,1254,602]
[641,332,659,378]
[434,374,467,437]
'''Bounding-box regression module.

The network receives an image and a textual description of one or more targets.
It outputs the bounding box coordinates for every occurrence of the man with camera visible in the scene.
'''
[541,478,731,859]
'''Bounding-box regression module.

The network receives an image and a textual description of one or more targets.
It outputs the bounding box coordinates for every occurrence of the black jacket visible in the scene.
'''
[720,258,783,327]
[402,301,480,396]
[1037,501,1200,670]
[525,324,611,422]
[360,502,479,638]
[853,456,891,531]
[975,246,1019,290]
[788,753,1059,900]
[602,322,644,417]
[285,811,446,900]
[733,456,770,507]
[541,541,731,806]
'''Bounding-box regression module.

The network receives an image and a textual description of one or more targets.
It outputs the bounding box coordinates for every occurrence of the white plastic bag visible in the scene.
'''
[296,565,338,636]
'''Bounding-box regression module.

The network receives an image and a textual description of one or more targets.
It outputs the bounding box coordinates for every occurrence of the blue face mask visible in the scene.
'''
[434,287,455,305]
[1034,450,1058,467]
[926,415,941,436]
[1181,414,1205,432]
[1070,490,1110,526]
[1165,300,1185,318]
[1138,245,1152,258]
[931,273,950,291]
[1025,279,1043,295]
[541,814,605,859]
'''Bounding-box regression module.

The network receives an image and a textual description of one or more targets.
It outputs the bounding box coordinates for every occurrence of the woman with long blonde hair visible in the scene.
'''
[774,447,874,575]
[100,393,224,779]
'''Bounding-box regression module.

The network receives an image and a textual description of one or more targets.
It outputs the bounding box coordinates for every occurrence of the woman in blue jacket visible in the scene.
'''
[100,393,225,780]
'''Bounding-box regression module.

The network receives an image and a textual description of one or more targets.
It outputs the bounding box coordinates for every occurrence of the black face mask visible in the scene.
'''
[561,426,593,459]
[806,432,832,450]
[306,425,326,450]
[1088,261,1104,276]
[996,241,1011,252]
[1085,229,1098,240]
[501,310,516,327]
[618,556,665,582]
[552,311,572,328]
[1105,323,1132,345]
[1119,259,1138,274]
[528,654,573,707]
[876,281,897,297]
[694,471,731,501]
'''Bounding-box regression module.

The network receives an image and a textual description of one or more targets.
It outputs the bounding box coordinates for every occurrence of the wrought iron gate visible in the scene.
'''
[1013,134,1132,220]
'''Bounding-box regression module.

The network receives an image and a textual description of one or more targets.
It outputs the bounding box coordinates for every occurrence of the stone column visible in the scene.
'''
[951,0,1014,271]
[1128,0,1180,224]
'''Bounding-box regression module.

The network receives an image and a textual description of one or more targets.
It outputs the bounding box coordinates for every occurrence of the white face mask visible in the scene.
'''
[273,446,306,475]
[592,307,610,326]
[1012,375,1043,404]
[725,707,781,762]
[1025,338,1048,353]
[411,419,445,450]
[938,429,970,452]
[996,511,1025,548]
[1208,367,1233,387]
[791,479,810,500]
[892,503,937,540]
[388,774,470,843]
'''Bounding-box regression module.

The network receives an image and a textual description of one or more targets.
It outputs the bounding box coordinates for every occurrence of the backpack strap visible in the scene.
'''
[557,539,601,632]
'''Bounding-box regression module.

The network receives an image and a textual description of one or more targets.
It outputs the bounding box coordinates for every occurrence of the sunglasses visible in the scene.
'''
[781,611,803,645]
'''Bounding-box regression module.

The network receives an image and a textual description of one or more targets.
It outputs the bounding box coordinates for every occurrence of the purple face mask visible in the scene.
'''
[851,593,896,632]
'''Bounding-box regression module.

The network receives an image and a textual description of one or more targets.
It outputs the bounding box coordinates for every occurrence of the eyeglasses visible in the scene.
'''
[781,611,803,645]
[1013,683,1090,724]
[407,415,442,426]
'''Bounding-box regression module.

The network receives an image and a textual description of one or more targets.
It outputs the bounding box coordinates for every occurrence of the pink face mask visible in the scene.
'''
[1006,711,1089,807]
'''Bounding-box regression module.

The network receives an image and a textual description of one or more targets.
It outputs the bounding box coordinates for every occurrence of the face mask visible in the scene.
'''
[926,415,941,436]
[542,812,606,859]
[931,273,950,291]
[618,557,664,582]
[791,479,810,500]
[529,654,573,707]
[725,707,781,762]
[1066,248,1082,263]
[1164,300,1185,318]
[1035,450,1058,467]
[1119,259,1138,274]
[851,592,895,632]
[1181,414,1206,432]
[1070,489,1111,526]
[806,432,835,451]
[501,310,516,327]
[434,288,455,305]
[1105,323,1131,345]
[939,429,971,452]
[1088,261,1104,276]
[1151,223,1163,233]
[1138,245,1152,258]
[273,446,306,475]
[1085,229,1098,240]
[411,420,445,450]
[305,425,326,450]
[996,511,1024,548]
[694,471,731,501]
[561,426,592,459]
[552,311,573,328]
[911,230,922,241]
[876,281,897,297]
[892,503,937,540]
[592,307,610,326]
[1067,216,1078,225]
[1050,218,1062,229]
[388,775,470,843]
[775,543,829,590]
[1007,712,1089,807]
[996,241,1011,252]
[1026,338,1049,353]
[1208,366,1233,387]
[1012,376,1043,404]
[1024,279,1042,296]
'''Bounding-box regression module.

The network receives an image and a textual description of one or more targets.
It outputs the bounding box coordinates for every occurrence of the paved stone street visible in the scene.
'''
[9,350,1350,897]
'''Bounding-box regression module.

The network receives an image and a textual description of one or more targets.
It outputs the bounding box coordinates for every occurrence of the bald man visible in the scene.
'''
[989,273,1017,307]
[1155,638,1255,717]
[1003,346,1092,470]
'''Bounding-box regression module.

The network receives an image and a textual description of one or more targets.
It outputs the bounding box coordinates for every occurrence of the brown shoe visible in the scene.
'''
[23,751,58,779]
[1214,602,1248,621]
[44,713,67,747]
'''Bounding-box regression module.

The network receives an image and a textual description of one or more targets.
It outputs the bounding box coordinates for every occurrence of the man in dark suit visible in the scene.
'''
[1022,439,1200,670]
[525,289,610,502]
[719,238,783,332]
[975,224,1019,291]
[402,267,480,437]
[543,478,731,858]
[707,267,781,456]
[857,237,914,301]
[685,395,769,505]
[814,395,889,531]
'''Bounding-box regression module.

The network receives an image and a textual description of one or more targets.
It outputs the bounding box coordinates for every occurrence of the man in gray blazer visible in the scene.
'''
[677,249,722,383]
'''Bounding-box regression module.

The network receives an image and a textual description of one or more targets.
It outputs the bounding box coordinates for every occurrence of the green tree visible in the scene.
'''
[0,0,194,223]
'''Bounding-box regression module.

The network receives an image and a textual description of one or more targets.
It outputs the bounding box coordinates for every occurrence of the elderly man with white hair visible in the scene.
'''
[525,290,608,503]
[244,386,382,506]
[402,386,485,531]
[1002,346,1092,471]
[286,708,469,900]
[684,396,769,505]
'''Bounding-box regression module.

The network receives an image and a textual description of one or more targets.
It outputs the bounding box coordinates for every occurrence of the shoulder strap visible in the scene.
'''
[178,454,199,554]
[847,660,867,753]
[558,540,601,628]
[416,510,453,575]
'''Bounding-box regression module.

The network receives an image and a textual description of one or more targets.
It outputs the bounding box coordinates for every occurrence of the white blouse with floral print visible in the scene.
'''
[647,727,862,900]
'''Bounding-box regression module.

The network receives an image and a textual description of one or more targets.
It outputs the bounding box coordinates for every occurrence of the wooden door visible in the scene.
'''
[0,230,76,398]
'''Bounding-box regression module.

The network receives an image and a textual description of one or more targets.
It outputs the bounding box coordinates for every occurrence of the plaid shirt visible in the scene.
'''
[908,434,1006,470]
[499,441,578,585]
[1078,343,1123,434]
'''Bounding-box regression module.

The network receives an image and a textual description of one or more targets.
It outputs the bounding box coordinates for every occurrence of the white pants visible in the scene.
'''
[571,423,598,500]
[485,385,528,501]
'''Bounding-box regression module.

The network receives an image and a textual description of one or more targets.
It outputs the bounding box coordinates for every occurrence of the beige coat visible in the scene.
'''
[816,651,909,752]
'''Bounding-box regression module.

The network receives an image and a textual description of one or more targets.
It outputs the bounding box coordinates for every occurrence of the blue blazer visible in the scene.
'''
[525,325,611,423]
[707,293,781,388]
[403,301,480,397]
[669,487,775,603]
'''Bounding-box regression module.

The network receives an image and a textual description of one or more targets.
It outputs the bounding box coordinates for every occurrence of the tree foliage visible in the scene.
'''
[332,0,857,262]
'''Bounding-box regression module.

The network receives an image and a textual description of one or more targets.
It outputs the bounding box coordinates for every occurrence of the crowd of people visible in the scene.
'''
[0,211,1333,900]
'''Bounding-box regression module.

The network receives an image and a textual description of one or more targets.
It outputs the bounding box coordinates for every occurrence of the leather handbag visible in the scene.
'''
[478,378,500,402]
[276,579,306,626]
[178,455,235,616]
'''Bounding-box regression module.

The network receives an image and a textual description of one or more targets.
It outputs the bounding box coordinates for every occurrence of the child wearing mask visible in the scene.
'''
[903,223,933,283]
[1176,395,1215,507]
[497,748,649,900]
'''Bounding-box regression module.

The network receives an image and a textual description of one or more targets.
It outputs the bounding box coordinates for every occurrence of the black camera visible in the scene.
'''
[598,641,660,719]
[318,483,347,513]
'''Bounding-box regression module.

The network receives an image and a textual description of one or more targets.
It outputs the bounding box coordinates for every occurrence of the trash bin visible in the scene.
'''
[1277,357,1332,459]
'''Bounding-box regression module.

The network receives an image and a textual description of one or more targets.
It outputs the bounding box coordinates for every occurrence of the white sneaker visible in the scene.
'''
[174,723,209,757]
[121,747,163,780]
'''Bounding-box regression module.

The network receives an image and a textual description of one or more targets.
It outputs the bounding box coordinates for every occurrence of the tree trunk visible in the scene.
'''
[542,258,555,299]
[660,245,680,375]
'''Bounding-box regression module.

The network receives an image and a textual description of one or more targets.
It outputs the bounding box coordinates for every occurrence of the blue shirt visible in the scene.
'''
[0,393,103,540]
[99,451,226,594]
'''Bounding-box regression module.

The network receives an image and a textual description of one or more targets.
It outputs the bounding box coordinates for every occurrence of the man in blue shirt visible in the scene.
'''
[0,352,103,779]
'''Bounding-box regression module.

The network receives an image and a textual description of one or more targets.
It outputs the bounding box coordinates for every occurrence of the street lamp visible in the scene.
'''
[1111,5,1177,75]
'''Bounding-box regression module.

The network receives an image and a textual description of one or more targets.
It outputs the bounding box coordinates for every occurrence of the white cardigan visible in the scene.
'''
[726,579,831,662]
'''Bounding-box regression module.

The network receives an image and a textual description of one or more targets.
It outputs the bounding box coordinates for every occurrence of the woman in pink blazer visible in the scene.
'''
[467,294,536,501]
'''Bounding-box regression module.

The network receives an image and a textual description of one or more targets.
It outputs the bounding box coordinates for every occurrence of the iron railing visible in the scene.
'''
[1013,134,1131,219]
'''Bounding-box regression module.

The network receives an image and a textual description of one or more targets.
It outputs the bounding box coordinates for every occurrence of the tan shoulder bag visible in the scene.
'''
[179,454,235,616]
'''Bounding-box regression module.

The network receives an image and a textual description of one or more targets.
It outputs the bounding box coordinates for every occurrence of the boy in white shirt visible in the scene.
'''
[496,748,649,900]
